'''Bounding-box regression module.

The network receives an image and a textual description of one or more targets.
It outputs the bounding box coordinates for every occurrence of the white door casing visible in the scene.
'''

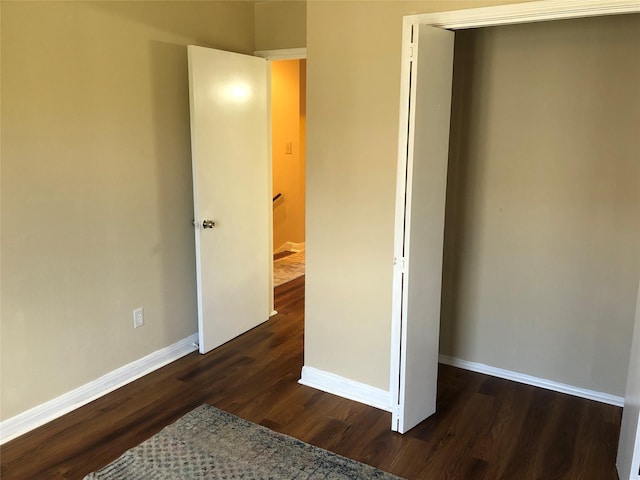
[188,45,272,354]
[617,280,640,480]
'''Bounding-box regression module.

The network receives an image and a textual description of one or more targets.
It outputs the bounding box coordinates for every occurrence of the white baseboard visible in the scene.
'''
[299,366,392,412]
[0,333,199,445]
[274,241,305,254]
[439,354,624,407]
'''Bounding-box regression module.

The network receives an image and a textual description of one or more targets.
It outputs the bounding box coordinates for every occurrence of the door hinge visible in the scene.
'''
[394,257,407,273]
[408,43,416,59]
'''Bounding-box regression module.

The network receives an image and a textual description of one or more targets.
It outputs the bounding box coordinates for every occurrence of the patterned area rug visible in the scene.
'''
[274,250,305,287]
[84,404,402,479]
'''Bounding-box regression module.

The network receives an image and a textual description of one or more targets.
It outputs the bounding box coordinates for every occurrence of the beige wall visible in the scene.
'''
[272,60,306,251]
[304,1,638,396]
[440,14,640,396]
[255,1,306,51]
[0,1,255,420]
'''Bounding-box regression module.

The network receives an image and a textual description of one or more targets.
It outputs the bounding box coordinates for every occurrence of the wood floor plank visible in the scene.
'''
[0,276,623,479]
[471,382,532,479]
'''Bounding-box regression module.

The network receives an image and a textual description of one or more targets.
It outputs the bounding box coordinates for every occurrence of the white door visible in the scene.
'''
[391,24,455,433]
[187,45,272,354]
[617,281,640,480]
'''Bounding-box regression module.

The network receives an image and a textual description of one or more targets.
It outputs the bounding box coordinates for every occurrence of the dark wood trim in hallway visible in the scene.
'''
[0,276,622,479]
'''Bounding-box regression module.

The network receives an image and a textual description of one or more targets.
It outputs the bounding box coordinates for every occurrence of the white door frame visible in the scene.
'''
[617,281,640,480]
[391,0,640,430]
[254,48,307,61]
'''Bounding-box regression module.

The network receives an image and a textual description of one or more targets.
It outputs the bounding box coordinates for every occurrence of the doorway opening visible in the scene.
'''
[391,7,640,475]
[271,59,306,290]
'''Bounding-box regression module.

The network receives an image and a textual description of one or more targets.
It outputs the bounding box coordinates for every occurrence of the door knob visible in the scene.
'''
[202,219,216,229]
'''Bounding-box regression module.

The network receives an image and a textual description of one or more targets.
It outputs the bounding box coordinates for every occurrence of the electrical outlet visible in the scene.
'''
[133,307,144,328]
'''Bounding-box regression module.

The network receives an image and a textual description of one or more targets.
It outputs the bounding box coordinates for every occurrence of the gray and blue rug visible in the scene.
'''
[84,404,402,479]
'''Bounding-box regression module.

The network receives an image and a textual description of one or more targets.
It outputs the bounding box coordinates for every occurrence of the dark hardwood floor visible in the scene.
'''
[1,276,622,479]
